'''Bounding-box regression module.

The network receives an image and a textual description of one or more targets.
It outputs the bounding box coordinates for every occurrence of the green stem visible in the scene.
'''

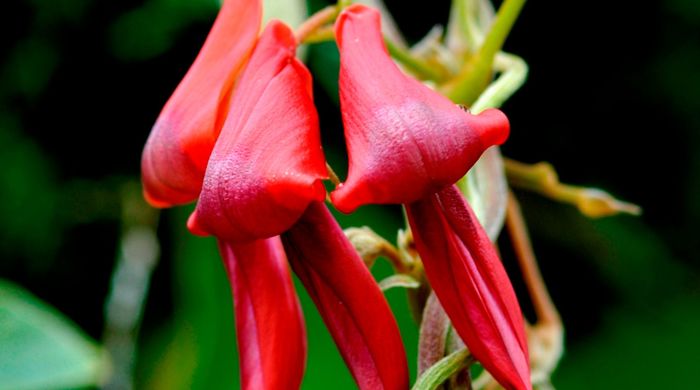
[385,38,445,82]
[442,0,527,104]
[412,348,474,390]
[470,52,528,113]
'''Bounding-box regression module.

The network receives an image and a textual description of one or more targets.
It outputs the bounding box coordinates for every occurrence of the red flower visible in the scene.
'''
[283,202,408,390]
[330,5,507,214]
[187,19,327,243]
[141,0,262,207]
[406,186,530,390]
[219,237,306,389]
[332,5,531,390]
[143,7,408,388]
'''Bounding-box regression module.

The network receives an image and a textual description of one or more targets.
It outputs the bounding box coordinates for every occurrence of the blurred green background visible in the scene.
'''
[1,0,698,388]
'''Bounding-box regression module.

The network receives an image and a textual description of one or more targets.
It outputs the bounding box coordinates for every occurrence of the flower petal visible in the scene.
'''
[331,5,509,213]
[141,0,262,207]
[218,237,306,390]
[282,202,408,390]
[406,185,531,390]
[190,21,327,242]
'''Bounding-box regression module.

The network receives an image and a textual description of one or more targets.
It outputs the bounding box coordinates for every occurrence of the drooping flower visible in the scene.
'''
[142,8,408,388]
[141,0,262,207]
[218,237,306,389]
[282,201,408,390]
[186,19,327,242]
[332,5,531,390]
[406,186,530,390]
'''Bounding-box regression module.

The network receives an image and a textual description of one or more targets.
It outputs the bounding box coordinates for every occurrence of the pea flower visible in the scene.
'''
[188,18,408,390]
[141,0,261,207]
[331,5,531,390]
[141,1,408,388]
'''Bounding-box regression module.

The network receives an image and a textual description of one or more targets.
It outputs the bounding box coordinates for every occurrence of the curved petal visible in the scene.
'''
[190,21,327,242]
[331,5,509,213]
[141,0,262,207]
[406,186,531,390]
[219,237,306,390]
[282,202,409,390]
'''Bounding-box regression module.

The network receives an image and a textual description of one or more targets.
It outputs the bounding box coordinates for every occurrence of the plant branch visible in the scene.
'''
[506,191,559,325]
[442,0,527,104]
[505,159,642,217]
[295,5,338,44]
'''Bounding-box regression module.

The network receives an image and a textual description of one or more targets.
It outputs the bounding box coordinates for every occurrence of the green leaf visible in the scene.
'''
[0,279,109,390]
[0,113,59,267]
[553,297,700,389]
[412,348,473,390]
[138,205,237,390]
[109,0,219,61]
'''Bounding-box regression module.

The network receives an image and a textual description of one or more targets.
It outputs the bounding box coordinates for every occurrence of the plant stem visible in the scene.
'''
[302,25,335,44]
[505,159,642,217]
[470,52,528,113]
[326,162,341,186]
[505,191,560,325]
[385,38,446,82]
[442,0,527,104]
[102,184,160,390]
[295,5,338,44]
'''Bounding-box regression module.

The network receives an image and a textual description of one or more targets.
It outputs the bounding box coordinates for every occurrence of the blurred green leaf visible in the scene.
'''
[139,205,237,390]
[0,279,108,390]
[110,0,219,61]
[0,38,58,100]
[666,0,700,24]
[0,113,59,266]
[307,41,340,103]
[27,0,92,26]
[554,296,700,389]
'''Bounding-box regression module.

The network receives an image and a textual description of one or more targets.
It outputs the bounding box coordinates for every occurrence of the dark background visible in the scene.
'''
[1,0,698,388]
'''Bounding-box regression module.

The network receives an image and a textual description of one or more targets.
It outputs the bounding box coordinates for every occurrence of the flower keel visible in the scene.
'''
[406,185,531,390]
[282,202,409,390]
[219,237,306,390]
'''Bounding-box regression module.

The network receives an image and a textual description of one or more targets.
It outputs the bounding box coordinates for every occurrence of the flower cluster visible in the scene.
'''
[142,1,532,389]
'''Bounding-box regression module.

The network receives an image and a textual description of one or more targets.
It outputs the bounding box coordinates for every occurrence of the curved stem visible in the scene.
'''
[470,52,528,113]
[295,5,338,45]
[506,191,560,325]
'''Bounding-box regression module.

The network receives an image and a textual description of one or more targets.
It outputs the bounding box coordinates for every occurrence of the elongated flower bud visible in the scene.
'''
[406,186,531,390]
[218,238,306,390]
[331,5,509,213]
[283,202,409,390]
[189,21,328,242]
[141,0,262,207]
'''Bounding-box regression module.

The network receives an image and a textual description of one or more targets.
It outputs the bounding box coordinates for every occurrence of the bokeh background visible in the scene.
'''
[1,0,699,388]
